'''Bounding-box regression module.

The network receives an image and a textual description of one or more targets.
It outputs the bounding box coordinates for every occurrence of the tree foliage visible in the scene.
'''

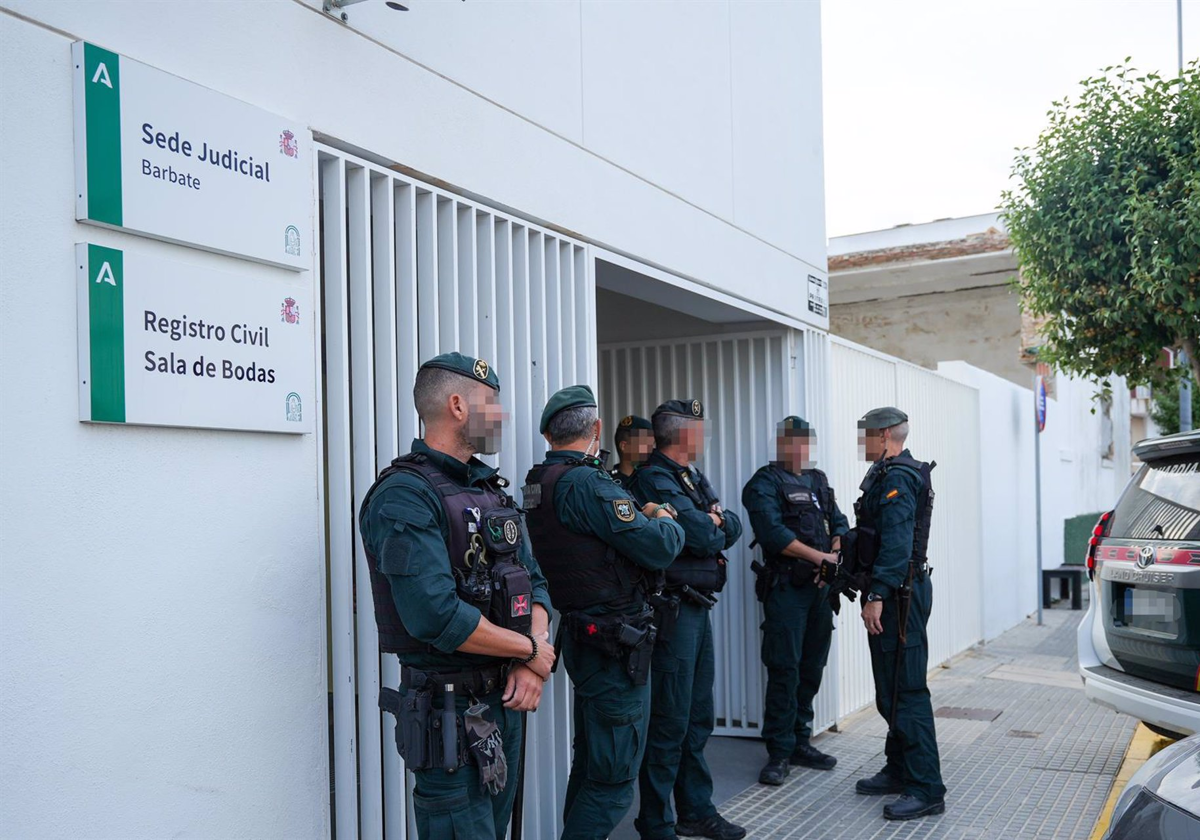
[1002,60,1200,389]
[1149,380,1199,436]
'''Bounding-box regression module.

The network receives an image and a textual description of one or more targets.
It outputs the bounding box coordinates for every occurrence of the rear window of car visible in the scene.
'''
[1109,454,1200,541]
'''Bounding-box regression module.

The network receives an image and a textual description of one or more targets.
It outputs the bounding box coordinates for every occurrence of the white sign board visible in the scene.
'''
[73,41,311,270]
[807,273,828,318]
[76,244,314,434]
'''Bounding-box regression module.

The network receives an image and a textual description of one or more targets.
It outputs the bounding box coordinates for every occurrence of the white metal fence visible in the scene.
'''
[597,332,806,736]
[825,337,984,717]
[318,144,592,840]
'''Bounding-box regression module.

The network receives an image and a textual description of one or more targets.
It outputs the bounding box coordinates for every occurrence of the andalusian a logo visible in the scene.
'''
[613,500,636,523]
[80,42,123,226]
[286,393,303,422]
[82,244,126,423]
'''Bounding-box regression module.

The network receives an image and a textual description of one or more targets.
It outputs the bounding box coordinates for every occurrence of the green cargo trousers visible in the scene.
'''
[760,577,833,760]
[560,632,650,839]
[410,691,523,840]
[635,600,717,839]
[866,575,947,802]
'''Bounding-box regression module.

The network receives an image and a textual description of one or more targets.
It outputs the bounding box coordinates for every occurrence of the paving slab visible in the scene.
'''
[611,603,1137,839]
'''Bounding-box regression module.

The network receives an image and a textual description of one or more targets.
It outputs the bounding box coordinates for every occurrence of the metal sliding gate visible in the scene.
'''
[317,143,593,840]
[597,332,816,737]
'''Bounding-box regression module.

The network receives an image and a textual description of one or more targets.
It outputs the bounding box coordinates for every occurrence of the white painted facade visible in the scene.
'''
[0,3,829,839]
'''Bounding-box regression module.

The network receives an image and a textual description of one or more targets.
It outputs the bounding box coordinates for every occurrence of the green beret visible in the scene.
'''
[652,399,704,420]
[779,415,814,435]
[540,385,597,434]
[859,406,908,430]
[618,414,653,432]
[419,352,500,391]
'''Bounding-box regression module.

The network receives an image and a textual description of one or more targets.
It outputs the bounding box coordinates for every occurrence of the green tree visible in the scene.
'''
[1001,60,1200,390]
[1149,379,1199,435]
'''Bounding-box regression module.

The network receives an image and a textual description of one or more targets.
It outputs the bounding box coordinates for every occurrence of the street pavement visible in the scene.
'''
[613,602,1137,839]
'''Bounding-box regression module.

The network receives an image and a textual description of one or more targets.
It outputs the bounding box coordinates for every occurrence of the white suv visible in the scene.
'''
[1078,430,1200,739]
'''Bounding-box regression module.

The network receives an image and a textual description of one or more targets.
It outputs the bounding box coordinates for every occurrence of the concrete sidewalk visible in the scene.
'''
[614,604,1137,839]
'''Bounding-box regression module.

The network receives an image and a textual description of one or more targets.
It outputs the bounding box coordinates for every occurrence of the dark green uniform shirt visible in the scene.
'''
[862,449,922,600]
[742,464,849,555]
[632,450,743,555]
[548,451,685,613]
[358,439,553,672]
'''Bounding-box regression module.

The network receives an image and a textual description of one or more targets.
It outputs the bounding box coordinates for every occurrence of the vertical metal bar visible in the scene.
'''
[512,227,533,483]
[347,164,384,840]
[1035,371,1044,626]
[457,204,478,358]
[371,172,404,839]
[321,155,360,840]
[437,197,458,353]
[395,183,419,445]
[543,236,561,392]
[415,190,438,365]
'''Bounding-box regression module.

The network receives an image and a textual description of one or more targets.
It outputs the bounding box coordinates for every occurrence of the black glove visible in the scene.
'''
[463,703,507,795]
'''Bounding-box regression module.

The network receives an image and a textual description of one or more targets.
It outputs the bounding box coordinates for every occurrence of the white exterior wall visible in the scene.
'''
[0,3,827,839]
[937,362,1132,640]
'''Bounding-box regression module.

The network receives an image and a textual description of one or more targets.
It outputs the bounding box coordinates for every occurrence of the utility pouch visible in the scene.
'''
[625,623,657,686]
[649,592,680,637]
[482,510,523,557]
[750,559,776,603]
[379,686,434,769]
[463,703,507,795]
[489,559,534,636]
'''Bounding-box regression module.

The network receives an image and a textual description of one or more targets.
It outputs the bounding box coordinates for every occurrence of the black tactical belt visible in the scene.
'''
[401,663,510,697]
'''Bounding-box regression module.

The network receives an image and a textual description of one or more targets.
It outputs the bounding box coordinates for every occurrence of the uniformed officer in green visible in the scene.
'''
[358,353,557,840]
[630,400,746,840]
[853,407,946,820]
[523,386,685,840]
[742,416,848,786]
[610,414,655,489]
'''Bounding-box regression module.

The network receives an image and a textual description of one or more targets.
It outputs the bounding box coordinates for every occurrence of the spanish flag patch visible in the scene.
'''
[886,489,900,499]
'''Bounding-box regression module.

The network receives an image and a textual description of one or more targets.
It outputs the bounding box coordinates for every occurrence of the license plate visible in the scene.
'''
[1124,589,1178,619]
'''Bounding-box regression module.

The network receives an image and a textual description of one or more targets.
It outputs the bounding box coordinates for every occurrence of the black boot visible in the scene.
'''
[789,741,837,770]
[675,812,747,840]
[758,758,790,786]
[855,771,904,795]
[883,794,945,820]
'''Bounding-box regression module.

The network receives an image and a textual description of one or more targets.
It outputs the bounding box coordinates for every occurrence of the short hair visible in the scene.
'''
[614,423,637,449]
[413,367,476,423]
[547,405,598,447]
[653,413,691,449]
[888,421,910,443]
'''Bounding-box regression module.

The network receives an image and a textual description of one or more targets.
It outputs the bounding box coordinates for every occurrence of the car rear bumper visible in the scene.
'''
[1081,662,1200,737]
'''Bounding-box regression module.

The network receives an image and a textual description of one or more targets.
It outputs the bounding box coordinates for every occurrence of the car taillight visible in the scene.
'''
[1085,510,1114,581]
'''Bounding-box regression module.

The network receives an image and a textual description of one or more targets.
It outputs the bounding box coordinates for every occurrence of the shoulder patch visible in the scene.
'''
[612,499,637,523]
[885,488,900,500]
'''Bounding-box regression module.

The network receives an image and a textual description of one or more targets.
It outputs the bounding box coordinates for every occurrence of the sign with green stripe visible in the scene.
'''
[72,41,311,270]
[76,244,313,434]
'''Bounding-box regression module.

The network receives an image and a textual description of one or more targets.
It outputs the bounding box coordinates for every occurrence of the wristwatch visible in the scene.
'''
[865,591,884,603]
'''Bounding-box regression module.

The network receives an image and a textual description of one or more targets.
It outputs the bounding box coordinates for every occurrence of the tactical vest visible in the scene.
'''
[523,461,652,613]
[653,464,728,594]
[360,453,534,655]
[768,466,835,558]
[854,454,936,570]
[608,468,631,489]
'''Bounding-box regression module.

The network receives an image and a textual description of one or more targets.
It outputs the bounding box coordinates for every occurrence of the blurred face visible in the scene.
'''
[683,419,706,462]
[463,386,506,455]
[630,430,655,462]
[859,427,885,461]
[776,432,814,472]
